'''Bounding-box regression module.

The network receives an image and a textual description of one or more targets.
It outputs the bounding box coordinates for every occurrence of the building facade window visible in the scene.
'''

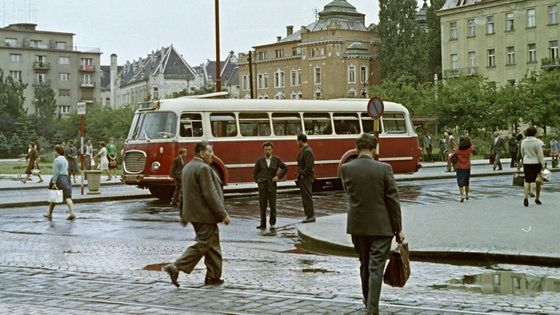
[527,8,536,28]
[505,12,514,31]
[467,19,476,37]
[450,54,459,71]
[4,38,17,47]
[310,47,325,57]
[59,56,70,65]
[290,69,302,86]
[291,47,302,56]
[314,67,321,85]
[59,89,70,97]
[81,74,92,85]
[275,49,284,58]
[59,105,71,114]
[360,66,368,83]
[550,40,559,61]
[528,44,537,63]
[153,87,159,99]
[549,5,558,25]
[449,21,458,40]
[274,70,285,88]
[468,52,476,73]
[9,71,22,81]
[314,89,321,100]
[242,75,249,91]
[487,49,496,67]
[257,73,269,89]
[36,73,47,83]
[59,72,70,81]
[506,46,516,65]
[348,65,356,83]
[10,54,22,63]
[29,40,42,48]
[486,16,495,34]
[55,41,66,49]
[257,51,267,60]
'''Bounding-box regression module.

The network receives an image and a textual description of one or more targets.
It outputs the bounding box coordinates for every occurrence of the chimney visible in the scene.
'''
[287,25,294,35]
[277,36,282,42]
[110,54,118,108]
[301,25,307,32]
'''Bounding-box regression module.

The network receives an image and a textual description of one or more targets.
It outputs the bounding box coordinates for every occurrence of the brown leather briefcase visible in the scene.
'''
[383,242,411,287]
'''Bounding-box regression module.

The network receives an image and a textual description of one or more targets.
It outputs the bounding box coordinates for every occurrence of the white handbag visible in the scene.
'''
[541,168,551,182]
[48,189,63,203]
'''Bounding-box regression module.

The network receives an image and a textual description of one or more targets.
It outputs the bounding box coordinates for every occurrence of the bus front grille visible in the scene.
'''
[124,151,146,174]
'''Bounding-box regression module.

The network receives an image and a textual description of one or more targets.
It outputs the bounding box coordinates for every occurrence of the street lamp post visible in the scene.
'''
[215,0,221,92]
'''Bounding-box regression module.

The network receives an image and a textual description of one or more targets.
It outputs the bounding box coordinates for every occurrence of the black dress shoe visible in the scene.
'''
[163,264,180,288]
[302,216,316,223]
[523,198,529,207]
[535,199,542,205]
[256,225,266,230]
[204,277,224,285]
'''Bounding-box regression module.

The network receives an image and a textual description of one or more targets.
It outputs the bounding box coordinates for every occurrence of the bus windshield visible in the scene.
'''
[135,111,177,140]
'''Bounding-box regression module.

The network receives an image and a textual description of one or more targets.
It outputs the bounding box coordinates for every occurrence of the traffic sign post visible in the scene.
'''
[367,96,384,160]
[77,102,86,195]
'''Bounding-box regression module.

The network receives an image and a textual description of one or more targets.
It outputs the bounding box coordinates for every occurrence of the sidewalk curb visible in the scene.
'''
[0,193,153,209]
[0,181,124,191]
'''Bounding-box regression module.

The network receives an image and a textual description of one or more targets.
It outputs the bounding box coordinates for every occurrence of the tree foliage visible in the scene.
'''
[32,83,57,122]
[0,70,27,137]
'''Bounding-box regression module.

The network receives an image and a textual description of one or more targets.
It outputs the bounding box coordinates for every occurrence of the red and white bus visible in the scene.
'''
[122,95,421,200]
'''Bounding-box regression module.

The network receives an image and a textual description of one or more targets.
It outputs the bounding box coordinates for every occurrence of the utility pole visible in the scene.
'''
[248,51,254,99]
[214,0,221,92]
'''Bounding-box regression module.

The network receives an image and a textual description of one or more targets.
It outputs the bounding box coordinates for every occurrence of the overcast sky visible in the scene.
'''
[2,0,419,66]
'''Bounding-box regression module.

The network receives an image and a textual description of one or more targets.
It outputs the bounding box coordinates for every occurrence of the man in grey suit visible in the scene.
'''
[296,134,316,223]
[341,134,405,315]
[164,142,230,287]
[253,141,288,231]
[491,131,505,171]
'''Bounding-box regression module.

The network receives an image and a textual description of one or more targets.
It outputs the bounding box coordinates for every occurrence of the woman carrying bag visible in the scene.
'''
[520,127,546,207]
[21,142,43,184]
[44,145,75,220]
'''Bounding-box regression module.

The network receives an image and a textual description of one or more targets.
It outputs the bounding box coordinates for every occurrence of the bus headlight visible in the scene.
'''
[159,147,164,154]
[151,161,161,171]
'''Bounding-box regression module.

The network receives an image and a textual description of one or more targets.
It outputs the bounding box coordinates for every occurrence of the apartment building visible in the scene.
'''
[238,0,380,100]
[0,23,101,115]
[438,0,559,85]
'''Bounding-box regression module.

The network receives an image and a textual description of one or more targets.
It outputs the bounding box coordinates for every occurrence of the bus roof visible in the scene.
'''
[144,98,410,115]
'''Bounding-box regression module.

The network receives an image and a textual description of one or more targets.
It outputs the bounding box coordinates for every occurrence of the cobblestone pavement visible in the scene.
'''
[1,176,560,314]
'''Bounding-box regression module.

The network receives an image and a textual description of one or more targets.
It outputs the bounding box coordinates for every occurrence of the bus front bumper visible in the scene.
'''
[122,175,174,186]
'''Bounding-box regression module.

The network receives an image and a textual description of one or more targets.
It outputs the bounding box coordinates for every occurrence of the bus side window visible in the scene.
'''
[360,113,383,134]
[239,113,271,137]
[180,113,203,137]
[211,113,238,137]
[334,113,359,135]
[303,113,332,135]
[382,113,407,134]
[272,113,302,136]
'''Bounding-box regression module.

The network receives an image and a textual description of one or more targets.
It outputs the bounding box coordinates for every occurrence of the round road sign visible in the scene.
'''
[367,96,384,119]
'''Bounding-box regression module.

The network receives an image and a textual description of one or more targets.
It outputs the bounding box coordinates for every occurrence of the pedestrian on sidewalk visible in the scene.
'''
[491,131,505,171]
[106,137,118,180]
[520,127,545,207]
[550,137,559,168]
[65,140,78,183]
[21,142,43,184]
[95,142,110,180]
[438,133,447,162]
[164,142,230,287]
[422,132,433,162]
[44,145,75,220]
[296,134,315,223]
[445,131,457,172]
[253,141,288,231]
[169,147,187,207]
[340,134,405,315]
[449,136,474,202]
[508,133,519,168]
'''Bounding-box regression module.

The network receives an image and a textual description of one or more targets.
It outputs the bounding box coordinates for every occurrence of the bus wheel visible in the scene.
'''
[148,186,173,201]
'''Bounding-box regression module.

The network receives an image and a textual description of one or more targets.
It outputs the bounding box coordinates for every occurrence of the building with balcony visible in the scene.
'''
[238,0,380,100]
[108,45,196,107]
[0,23,101,115]
[438,0,559,85]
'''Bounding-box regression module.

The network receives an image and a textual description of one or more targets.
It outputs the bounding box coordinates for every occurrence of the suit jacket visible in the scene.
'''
[181,157,228,224]
[169,155,185,180]
[491,137,505,154]
[341,155,402,237]
[253,156,288,186]
[296,145,315,180]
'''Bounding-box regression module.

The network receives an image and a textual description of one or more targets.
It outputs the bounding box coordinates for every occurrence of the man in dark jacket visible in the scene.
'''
[296,134,315,223]
[169,147,187,207]
[491,131,505,171]
[164,142,230,287]
[253,141,288,231]
[341,134,405,315]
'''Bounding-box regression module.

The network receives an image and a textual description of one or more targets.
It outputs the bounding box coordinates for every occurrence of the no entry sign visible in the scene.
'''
[367,96,384,119]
